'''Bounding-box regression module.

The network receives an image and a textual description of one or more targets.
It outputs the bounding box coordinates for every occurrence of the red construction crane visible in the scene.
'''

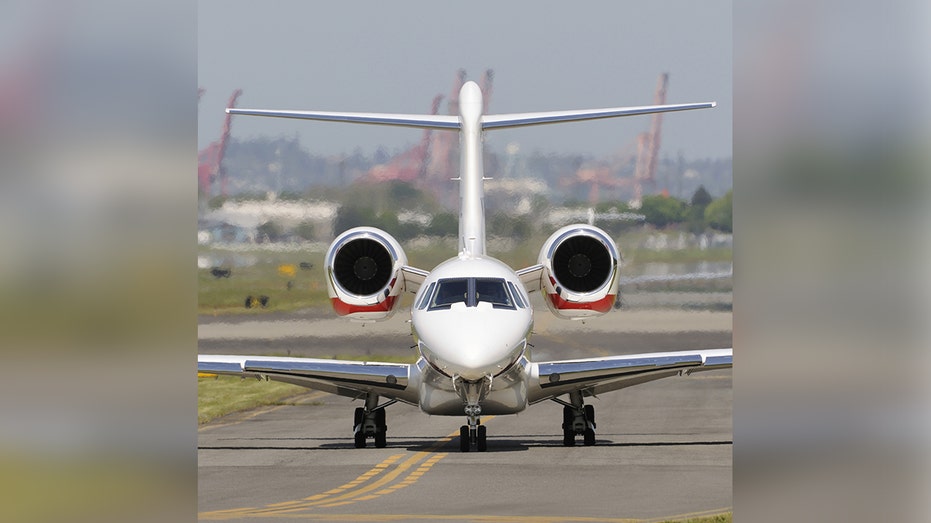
[561,73,669,207]
[363,94,443,183]
[198,89,242,200]
[427,69,467,183]
[479,69,494,116]
[631,73,669,206]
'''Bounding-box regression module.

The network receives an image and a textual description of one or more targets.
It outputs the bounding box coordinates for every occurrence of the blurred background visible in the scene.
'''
[0,0,928,521]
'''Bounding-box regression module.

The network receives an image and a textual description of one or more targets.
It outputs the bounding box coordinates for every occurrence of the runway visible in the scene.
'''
[198,308,732,522]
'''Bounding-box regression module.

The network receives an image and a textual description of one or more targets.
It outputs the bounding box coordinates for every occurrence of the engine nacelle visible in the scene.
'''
[538,224,620,319]
[324,227,407,321]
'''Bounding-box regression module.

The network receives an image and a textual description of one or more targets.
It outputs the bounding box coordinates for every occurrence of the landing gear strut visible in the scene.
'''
[455,376,491,452]
[352,393,394,448]
[557,391,596,446]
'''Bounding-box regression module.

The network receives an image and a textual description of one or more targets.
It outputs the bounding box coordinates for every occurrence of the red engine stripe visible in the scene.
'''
[331,295,398,316]
[547,293,615,313]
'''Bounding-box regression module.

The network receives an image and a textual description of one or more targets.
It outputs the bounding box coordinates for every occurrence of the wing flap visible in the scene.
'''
[529,348,732,403]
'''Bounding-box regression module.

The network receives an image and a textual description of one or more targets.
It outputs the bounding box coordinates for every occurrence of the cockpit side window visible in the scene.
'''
[507,281,526,309]
[430,278,469,310]
[416,282,436,310]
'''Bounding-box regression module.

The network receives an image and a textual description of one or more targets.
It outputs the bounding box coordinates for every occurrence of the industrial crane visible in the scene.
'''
[198,89,242,200]
[363,94,443,183]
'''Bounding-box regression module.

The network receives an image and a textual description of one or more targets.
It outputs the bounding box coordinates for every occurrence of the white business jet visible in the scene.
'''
[198,81,731,452]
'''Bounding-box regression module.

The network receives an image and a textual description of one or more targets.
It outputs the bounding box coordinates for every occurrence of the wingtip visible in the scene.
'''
[711,102,717,108]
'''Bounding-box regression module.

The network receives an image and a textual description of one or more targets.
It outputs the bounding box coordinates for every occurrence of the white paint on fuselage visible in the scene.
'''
[412,255,532,383]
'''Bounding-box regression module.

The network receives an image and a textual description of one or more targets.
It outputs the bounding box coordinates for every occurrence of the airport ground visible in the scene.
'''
[198,295,732,522]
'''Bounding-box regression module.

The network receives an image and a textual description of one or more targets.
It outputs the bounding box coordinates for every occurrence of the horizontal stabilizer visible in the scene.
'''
[481,102,716,130]
[228,101,715,132]
[227,108,461,130]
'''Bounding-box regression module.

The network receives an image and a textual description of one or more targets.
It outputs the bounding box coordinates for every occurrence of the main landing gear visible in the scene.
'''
[556,391,596,446]
[352,393,395,448]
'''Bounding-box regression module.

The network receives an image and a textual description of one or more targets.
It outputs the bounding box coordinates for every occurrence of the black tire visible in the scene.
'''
[354,407,364,430]
[459,425,470,452]
[354,431,366,448]
[584,404,595,429]
[563,428,575,447]
[583,428,596,446]
[374,408,386,428]
[562,405,573,430]
[477,425,487,452]
[374,429,387,448]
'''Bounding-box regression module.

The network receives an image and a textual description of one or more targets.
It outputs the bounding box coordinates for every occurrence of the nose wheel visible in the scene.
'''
[453,376,492,452]
[459,423,487,452]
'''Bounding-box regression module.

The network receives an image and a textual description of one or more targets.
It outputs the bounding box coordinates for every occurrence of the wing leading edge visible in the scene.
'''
[528,348,732,404]
[198,355,419,405]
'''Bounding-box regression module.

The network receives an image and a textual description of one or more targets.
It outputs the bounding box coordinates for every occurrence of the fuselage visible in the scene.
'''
[410,255,534,415]
[407,81,536,415]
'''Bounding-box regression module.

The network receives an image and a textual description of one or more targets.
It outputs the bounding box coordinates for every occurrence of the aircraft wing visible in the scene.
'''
[527,348,731,404]
[401,265,430,293]
[515,264,545,294]
[198,355,419,405]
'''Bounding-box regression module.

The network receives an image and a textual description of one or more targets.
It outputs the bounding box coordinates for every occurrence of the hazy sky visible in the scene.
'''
[198,0,732,160]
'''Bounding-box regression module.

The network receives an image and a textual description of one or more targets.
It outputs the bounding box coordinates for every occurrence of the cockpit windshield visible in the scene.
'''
[428,277,515,310]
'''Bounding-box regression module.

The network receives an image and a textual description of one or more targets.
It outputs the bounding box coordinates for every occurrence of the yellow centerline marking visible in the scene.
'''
[200,421,491,520]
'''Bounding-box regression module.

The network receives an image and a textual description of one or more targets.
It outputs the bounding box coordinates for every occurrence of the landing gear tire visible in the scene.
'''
[354,431,366,448]
[374,429,387,448]
[459,425,470,452]
[584,404,596,429]
[583,427,596,446]
[476,425,487,452]
[563,428,575,446]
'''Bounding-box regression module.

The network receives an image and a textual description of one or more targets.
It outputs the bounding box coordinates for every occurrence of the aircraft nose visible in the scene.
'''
[417,308,529,380]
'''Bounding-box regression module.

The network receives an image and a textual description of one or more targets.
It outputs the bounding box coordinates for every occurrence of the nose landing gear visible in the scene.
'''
[454,375,492,452]
[459,404,487,452]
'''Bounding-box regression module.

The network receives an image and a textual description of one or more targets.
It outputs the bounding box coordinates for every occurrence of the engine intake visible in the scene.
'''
[333,237,394,296]
[538,225,620,319]
[325,227,407,321]
[551,234,614,293]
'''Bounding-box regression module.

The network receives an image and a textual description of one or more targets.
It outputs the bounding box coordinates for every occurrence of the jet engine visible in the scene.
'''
[324,227,408,321]
[537,224,620,319]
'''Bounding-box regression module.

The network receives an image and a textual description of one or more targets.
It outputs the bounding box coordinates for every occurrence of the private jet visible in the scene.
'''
[198,81,731,452]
